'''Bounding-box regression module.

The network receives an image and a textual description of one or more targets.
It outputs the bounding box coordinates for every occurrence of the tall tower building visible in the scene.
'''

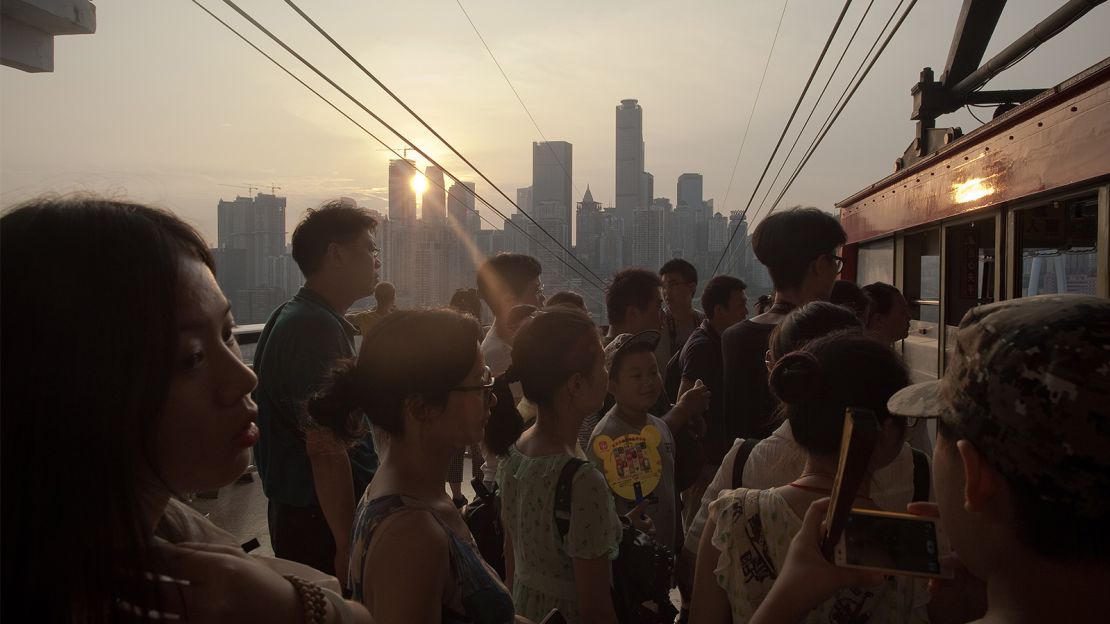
[388,159,417,222]
[532,141,572,246]
[640,172,654,213]
[421,165,446,221]
[516,186,533,214]
[632,204,666,270]
[677,173,704,211]
[615,99,644,224]
[575,186,603,271]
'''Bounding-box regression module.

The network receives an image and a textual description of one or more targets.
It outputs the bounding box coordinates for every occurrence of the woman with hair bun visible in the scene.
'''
[689,333,928,624]
[309,309,518,623]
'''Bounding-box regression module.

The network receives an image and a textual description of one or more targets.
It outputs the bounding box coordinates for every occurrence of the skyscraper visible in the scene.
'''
[388,158,417,222]
[615,99,644,225]
[677,173,704,211]
[532,141,572,246]
[215,192,292,323]
[421,165,446,221]
[516,186,533,214]
[632,204,666,270]
[575,186,603,271]
[640,172,654,214]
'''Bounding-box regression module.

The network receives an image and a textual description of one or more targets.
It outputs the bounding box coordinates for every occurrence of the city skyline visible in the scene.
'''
[3,2,1108,247]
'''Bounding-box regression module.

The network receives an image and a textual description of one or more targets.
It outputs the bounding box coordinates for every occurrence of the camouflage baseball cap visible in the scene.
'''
[887,294,1110,517]
[604,330,661,373]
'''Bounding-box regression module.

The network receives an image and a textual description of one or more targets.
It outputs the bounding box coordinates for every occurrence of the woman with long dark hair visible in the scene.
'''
[309,308,518,623]
[1,197,371,623]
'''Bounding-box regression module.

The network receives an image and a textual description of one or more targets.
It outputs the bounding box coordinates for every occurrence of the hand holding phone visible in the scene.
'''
[833,509,953,579]
[539,608,567,624]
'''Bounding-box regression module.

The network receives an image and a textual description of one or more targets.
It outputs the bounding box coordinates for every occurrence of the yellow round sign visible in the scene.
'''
[591,425,664,501]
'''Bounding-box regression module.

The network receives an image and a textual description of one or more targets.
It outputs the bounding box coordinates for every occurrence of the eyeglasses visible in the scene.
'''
[453,366,496,403]
[829,254,845,275]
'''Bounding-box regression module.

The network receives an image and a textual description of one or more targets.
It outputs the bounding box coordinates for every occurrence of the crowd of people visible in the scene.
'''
[2,195,1107,624]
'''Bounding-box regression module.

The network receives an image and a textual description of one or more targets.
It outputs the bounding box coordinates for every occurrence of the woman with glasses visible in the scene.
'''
[308,309,519,623]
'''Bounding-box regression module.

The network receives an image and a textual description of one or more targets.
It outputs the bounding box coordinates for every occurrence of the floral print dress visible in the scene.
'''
[709,488,929,624]
[496,446,623,624]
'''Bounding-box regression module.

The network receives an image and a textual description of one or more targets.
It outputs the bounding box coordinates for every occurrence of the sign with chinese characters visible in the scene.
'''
[591,425,664,501]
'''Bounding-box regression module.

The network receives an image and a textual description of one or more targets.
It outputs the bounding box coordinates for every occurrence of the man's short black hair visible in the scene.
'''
[291,199,378,276]
[659,258,698,285]
[374,281,396,306]
[606,269,662,323]
[751,207,845,291]
[701,275,747,320]
[476,253,542,305]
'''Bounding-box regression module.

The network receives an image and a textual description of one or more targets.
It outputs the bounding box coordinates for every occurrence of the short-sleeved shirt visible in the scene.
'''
[496,447,622,624]
[587,407,678,551]
[708,488,929,624]
[656,308,703,371]
[720,320,779,440]
[254,287,377,507]
[679,318,730,463]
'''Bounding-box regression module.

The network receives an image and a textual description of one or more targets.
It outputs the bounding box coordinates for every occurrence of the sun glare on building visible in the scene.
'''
[411,172,428,195]
[952,177,995,204]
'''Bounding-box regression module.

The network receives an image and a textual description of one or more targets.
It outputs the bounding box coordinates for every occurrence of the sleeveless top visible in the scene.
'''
[348,494,515,624]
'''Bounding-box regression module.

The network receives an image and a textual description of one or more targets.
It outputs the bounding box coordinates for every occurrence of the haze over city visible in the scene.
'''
[2,0,1107,245]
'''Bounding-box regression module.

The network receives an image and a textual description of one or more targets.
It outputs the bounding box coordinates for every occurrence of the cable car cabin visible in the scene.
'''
[836,58,1110,384]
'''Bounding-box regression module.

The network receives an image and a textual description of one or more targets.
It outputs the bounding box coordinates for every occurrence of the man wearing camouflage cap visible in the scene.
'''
[885,293,1109,623]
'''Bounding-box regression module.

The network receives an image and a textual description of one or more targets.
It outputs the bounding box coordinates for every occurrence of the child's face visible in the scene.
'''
[610,350,662,413]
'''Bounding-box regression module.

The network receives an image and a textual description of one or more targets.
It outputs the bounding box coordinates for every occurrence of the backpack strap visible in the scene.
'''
[554,458,588,539]
[911,447,931,502]
[730,438,760,489]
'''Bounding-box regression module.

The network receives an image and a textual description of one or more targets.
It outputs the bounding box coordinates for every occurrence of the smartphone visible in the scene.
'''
[539,608,567,624]
[821,407,879,559]
[834,509,953,579]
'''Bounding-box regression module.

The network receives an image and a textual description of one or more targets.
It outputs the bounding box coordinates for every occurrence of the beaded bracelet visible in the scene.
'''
[285,575,327,624]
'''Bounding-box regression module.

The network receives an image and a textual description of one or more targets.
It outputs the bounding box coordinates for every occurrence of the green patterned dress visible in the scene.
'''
[496,445,622,624]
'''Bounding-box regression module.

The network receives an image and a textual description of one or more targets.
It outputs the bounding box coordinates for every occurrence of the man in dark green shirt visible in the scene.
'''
[254,200,380,583]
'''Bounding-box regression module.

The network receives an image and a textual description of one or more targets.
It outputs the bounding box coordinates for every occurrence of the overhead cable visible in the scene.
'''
[280,0,605,289]
[717,0,791,236]
[713,0,854,276]
[190,0,608,302]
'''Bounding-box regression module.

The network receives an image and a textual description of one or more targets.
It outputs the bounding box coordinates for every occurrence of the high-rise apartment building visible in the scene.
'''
[632,204,666,269]
[615,99,644,225]
[421,165,446,221]
[215,192,290,323]
[532,141,572,246]
[389,158,417,222]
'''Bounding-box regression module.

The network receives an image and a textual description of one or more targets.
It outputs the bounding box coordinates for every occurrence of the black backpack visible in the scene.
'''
[554,459,677,624]
[462,478,505,579]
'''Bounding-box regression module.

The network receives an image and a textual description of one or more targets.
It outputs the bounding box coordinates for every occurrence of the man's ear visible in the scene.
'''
[957,439,1000,513]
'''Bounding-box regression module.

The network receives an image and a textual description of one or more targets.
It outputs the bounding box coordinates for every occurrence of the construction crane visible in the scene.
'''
[376,147,414,159]
[267,183,282,195]
[218,183,258,197]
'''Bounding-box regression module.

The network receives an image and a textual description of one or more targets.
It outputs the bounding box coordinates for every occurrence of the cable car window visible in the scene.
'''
[944,217,997,368]
[1015,196,1099,297]
[857,237,895,286]
[901,229,940,382]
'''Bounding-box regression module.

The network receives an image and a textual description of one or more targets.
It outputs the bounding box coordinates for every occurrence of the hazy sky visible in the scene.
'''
[2,1,1107,245]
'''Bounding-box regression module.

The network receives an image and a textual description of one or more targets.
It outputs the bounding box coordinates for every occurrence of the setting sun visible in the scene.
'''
[411,172,428,195]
